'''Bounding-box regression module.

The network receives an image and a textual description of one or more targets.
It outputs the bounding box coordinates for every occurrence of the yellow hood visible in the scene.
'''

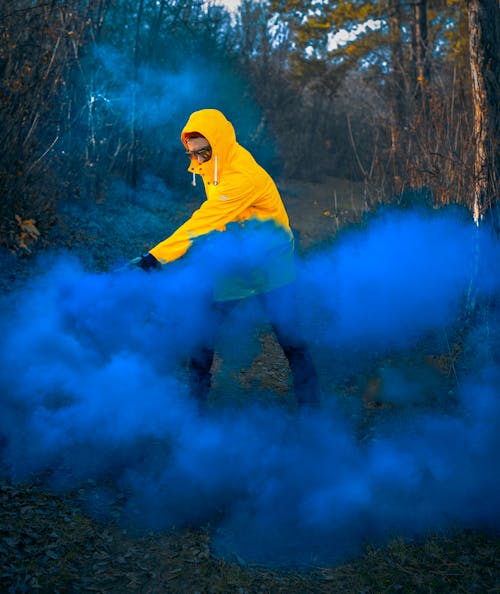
[181,109,238,186]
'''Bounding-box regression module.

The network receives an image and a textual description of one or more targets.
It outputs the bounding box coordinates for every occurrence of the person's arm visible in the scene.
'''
[150,174,257,264]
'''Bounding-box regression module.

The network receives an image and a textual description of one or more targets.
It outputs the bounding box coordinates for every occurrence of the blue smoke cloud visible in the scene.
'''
[91,44,268,158]
[83,44,278,195]
[297,208,485,348]
[1,207,499,566]
[92,44,201,129]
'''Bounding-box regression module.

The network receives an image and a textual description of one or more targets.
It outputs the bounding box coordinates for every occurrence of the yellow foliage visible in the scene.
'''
[308,19,331,29]
[15,215,40,253]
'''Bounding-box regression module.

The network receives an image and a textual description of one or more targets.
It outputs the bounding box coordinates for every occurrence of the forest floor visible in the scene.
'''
[1,175,499,592]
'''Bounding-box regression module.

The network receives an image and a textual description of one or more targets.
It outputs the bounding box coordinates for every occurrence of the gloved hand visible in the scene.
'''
[128,253,162,271]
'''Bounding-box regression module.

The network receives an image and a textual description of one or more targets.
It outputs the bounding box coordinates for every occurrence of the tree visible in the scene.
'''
[467,0,500,223]
[387,0,405,187]
[0,0,101,251]
[410,0,431,102]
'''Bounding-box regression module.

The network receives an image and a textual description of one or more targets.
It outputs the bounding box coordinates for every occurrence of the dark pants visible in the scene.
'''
[188,286,320,407]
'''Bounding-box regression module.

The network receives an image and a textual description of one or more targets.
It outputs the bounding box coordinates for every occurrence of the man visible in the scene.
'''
[135,108,320,408]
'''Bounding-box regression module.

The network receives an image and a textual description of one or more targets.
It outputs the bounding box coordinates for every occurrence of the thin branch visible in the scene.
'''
[26,135,60,173]
[0,3,53,19]
[346,114,367,178]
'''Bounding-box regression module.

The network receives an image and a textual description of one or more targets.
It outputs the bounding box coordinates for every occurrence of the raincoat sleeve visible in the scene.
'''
[149,176,264,264]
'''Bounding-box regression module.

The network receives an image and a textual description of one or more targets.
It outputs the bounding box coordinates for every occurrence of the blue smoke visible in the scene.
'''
[0,207,499,566]
[90,44,271,165]
[298,208,482,348]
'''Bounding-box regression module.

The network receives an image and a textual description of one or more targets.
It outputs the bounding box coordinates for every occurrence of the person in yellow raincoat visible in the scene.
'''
[134,109,320,408]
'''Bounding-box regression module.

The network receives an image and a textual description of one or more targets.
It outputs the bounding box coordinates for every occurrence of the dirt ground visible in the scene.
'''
[1,175,499,592]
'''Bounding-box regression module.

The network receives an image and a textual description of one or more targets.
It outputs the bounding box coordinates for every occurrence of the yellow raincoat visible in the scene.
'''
[149,109,295,300]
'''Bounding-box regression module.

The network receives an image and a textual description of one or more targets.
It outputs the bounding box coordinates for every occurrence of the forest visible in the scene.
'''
[1,0,500,592]
[0,0,498,253]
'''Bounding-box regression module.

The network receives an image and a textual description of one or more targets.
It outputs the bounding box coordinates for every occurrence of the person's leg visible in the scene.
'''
[188,299,237,404]
[188,345,215,404]
[273,326,321,407]
[263,286,321,408]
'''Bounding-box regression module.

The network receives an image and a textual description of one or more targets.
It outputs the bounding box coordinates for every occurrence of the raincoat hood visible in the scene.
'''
[181,109,237,186]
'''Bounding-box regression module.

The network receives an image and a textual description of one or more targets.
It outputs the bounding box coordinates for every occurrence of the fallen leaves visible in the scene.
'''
[15,214,40,253]
[1,479,499,592]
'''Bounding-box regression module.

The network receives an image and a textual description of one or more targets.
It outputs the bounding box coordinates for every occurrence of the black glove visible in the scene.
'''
[129,253,162,272]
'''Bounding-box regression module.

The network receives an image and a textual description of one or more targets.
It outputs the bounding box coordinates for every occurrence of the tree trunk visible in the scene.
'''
[467,0,500,223]
[388,0,405,191]
[148,0,166,62]
[410,0,430,111]
[414,0,430,85]
[129,0,144,190]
